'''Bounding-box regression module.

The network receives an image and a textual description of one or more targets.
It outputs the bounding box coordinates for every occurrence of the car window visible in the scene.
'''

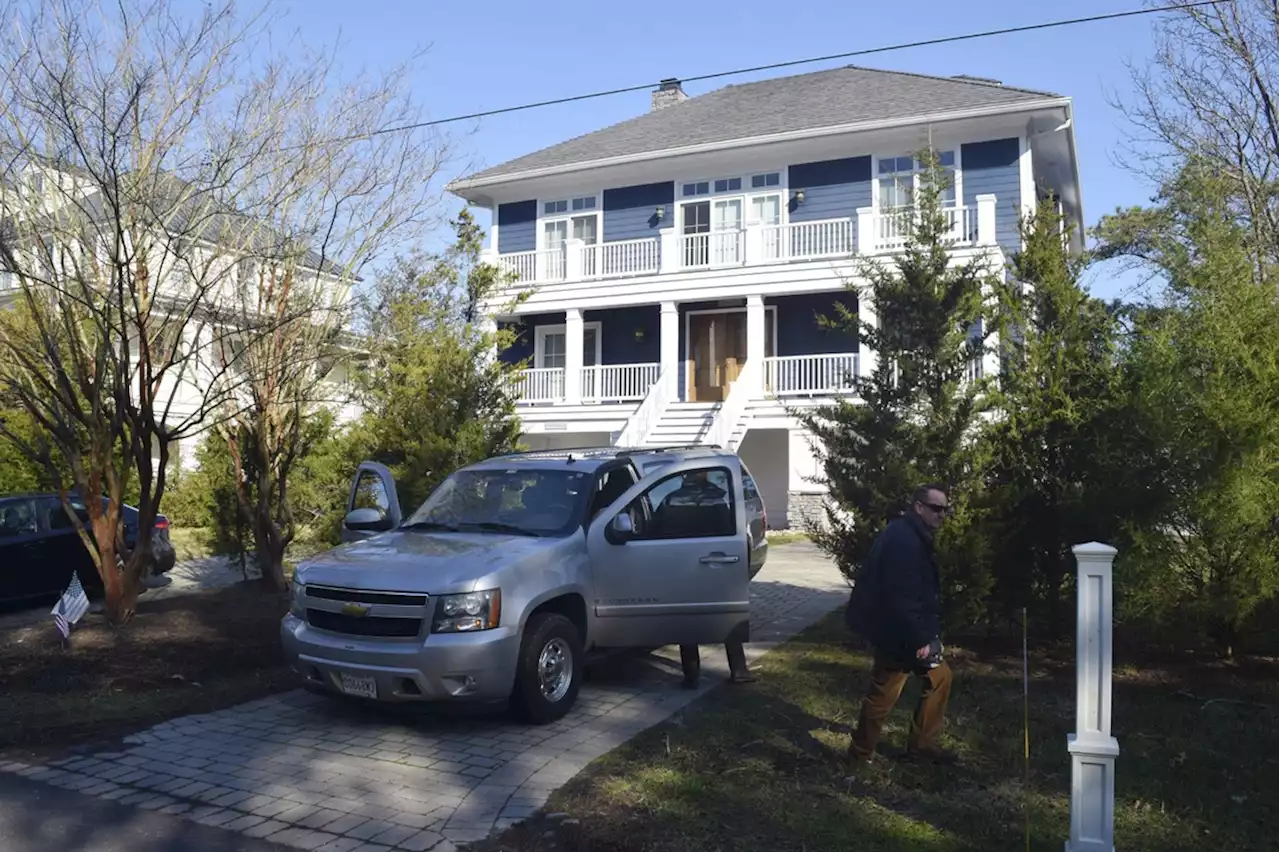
[626,466,736,540]
[740,463,760,501]
[589,467,638,519]
[351,470,390,513]
[42,497,89,532]
[403,467,592,537]
[0,499,37,538]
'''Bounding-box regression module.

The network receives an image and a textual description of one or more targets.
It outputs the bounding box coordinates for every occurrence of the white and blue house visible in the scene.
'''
[446,65,1082,527]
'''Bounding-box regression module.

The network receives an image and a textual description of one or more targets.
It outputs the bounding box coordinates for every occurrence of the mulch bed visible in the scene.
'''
[0,582,295,761]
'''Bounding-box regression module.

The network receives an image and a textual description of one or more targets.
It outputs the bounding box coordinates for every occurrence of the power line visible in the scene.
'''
[338,0,1228,143]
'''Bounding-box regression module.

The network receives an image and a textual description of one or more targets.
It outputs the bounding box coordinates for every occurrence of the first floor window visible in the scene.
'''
[537,325,599,370]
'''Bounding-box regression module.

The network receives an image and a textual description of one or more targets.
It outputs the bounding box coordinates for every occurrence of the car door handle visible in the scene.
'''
[699,553,740,564]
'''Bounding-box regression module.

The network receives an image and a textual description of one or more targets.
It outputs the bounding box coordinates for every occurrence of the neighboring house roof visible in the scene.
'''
[452,65,1065,187]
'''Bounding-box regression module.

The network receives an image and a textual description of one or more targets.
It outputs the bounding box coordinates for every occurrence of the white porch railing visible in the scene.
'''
[581,363,659,402]
[613,366,672,446]
[680,231,744,269]
[867,204,978,253]
[585,238,661,278]
[496,249,565,283]
[706,359,759,451]
[762,353,859,396]
[761,218,857,262]
[489,194,997,284]
[506,367,565,403]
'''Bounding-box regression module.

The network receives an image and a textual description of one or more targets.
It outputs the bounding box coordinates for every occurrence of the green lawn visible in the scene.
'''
[477,614,1277,852]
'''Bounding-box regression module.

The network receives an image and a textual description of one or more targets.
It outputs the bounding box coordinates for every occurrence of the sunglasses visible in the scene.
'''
[921,502,950,515]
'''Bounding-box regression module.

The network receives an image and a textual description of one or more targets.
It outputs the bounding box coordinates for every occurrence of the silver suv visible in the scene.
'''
[280,445,768,723]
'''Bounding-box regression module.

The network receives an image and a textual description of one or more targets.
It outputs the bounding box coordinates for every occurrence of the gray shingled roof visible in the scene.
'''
[457,65,1063,185]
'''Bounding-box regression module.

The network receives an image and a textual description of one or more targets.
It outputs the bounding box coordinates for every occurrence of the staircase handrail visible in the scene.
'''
[706,359,759,451]
[614,366,671,447]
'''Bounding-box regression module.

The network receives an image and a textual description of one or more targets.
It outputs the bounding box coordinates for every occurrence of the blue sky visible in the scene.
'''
[273,0,1169,301]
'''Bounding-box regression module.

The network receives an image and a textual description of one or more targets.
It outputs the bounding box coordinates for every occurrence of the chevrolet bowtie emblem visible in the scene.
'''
[342,602,371,617]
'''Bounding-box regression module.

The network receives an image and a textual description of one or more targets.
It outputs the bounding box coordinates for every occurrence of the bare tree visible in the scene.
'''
[1111,0,1279,282]
[0,0,450,619]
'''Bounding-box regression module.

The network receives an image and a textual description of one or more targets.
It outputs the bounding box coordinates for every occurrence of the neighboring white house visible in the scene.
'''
[446,65,1083,527]
[0,161,361,474]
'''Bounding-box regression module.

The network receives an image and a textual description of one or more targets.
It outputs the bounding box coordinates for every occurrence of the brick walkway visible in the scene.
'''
[1,544,847,852]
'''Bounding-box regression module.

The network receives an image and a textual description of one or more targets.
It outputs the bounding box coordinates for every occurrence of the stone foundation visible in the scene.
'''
[785,491,828,531]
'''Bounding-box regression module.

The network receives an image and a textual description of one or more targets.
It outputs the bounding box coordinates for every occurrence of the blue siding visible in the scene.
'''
[585,306,660,364]
[787,157,873,223]
[767,293,860,356]
[602,182,674,242]
[497,200,537,253]
[961,138,1022,254]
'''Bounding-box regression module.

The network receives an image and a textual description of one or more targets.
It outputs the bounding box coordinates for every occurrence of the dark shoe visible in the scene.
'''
[680,677,699,690]
[728,669,757,684]
[905,746,958,765]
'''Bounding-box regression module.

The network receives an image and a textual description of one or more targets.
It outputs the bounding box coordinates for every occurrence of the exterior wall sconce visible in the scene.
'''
[634,328,646,343]
[792,189,805,204]
[654,205,666,220]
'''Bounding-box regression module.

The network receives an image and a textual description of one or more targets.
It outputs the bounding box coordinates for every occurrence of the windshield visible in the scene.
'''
[401,467,592,537]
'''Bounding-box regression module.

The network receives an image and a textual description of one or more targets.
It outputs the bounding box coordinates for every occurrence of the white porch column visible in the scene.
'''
[564,308,583,404]
[976,193,997,245]
[660,301,679,398]
[659,228,680,274]
[856,207,876,255]
[746,293,766,359]
[1066,541,1119,852]
[858,295,878,379]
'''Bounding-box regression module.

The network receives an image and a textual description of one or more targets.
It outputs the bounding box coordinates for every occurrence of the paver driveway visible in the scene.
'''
[1,544,846,851]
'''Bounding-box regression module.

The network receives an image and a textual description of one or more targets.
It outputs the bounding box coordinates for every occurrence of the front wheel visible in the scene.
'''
[511,613,583,724]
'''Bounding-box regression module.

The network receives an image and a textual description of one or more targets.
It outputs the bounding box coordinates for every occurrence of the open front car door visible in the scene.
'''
[586,455,750,649]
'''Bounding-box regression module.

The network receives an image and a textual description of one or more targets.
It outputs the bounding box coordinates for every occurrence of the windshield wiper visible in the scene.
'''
[398,520,461,533]
[464,521,541,537]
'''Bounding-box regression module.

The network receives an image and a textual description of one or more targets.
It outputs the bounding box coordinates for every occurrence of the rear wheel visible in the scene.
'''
[511,612,583,724]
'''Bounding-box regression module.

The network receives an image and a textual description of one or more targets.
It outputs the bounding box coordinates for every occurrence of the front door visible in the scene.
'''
[688,312,747,402]
[586,457,750,648]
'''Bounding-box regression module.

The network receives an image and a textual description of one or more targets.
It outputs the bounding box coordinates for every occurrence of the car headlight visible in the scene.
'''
[289,581,306,617]
[432,589,501,634]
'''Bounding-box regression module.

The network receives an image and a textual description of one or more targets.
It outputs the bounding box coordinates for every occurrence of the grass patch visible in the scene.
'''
[478,614,1277,852]
[766,530,811,545]
[0,583,294,760]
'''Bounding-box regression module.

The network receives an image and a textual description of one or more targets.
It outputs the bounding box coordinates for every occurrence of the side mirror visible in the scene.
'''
[606,512,634,544]
[344,507,392,532]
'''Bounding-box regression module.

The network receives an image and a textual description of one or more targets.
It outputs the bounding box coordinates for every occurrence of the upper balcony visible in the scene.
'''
[484,197,1000,312]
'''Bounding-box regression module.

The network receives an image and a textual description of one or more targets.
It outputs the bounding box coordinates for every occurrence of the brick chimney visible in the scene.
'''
[651,78,688,111]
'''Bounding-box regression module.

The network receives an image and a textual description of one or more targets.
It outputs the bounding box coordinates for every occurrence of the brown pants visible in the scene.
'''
[848,649,953,758]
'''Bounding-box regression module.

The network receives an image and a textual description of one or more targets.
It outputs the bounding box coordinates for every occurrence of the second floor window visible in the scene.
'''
[878,150,957,209]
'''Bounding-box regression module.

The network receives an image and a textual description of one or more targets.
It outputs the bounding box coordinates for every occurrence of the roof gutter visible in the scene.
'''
[448,97,1073,194]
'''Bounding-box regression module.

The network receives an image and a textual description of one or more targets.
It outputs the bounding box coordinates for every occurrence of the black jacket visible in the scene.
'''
[845,512,941,665]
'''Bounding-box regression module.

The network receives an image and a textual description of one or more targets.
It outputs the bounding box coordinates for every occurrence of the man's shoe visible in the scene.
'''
[904,746,958,765]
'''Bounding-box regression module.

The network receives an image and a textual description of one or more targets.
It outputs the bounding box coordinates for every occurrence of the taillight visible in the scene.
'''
[154,519,170,530]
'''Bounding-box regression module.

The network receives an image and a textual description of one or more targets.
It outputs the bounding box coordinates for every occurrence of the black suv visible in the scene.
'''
[0,493,177,606]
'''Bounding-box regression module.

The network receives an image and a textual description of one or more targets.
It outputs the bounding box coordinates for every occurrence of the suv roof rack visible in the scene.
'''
[487,444,725,464]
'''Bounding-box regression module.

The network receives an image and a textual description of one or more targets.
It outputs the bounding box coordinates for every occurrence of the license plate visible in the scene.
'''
[338,672,377,699]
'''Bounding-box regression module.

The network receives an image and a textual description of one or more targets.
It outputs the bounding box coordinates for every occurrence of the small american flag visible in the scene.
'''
[52,572,90,640]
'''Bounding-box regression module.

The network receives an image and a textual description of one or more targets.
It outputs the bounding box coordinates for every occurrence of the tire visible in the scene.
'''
[511,612,583,724]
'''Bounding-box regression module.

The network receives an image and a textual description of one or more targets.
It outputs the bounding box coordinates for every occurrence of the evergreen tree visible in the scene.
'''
[800,150,997,628]
[1096,161,1279,654]
[349,208,525,511]
[981,200,1130,635]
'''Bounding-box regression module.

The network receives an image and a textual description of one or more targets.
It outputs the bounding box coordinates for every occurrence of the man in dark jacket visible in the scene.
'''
[845,484,956,765]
